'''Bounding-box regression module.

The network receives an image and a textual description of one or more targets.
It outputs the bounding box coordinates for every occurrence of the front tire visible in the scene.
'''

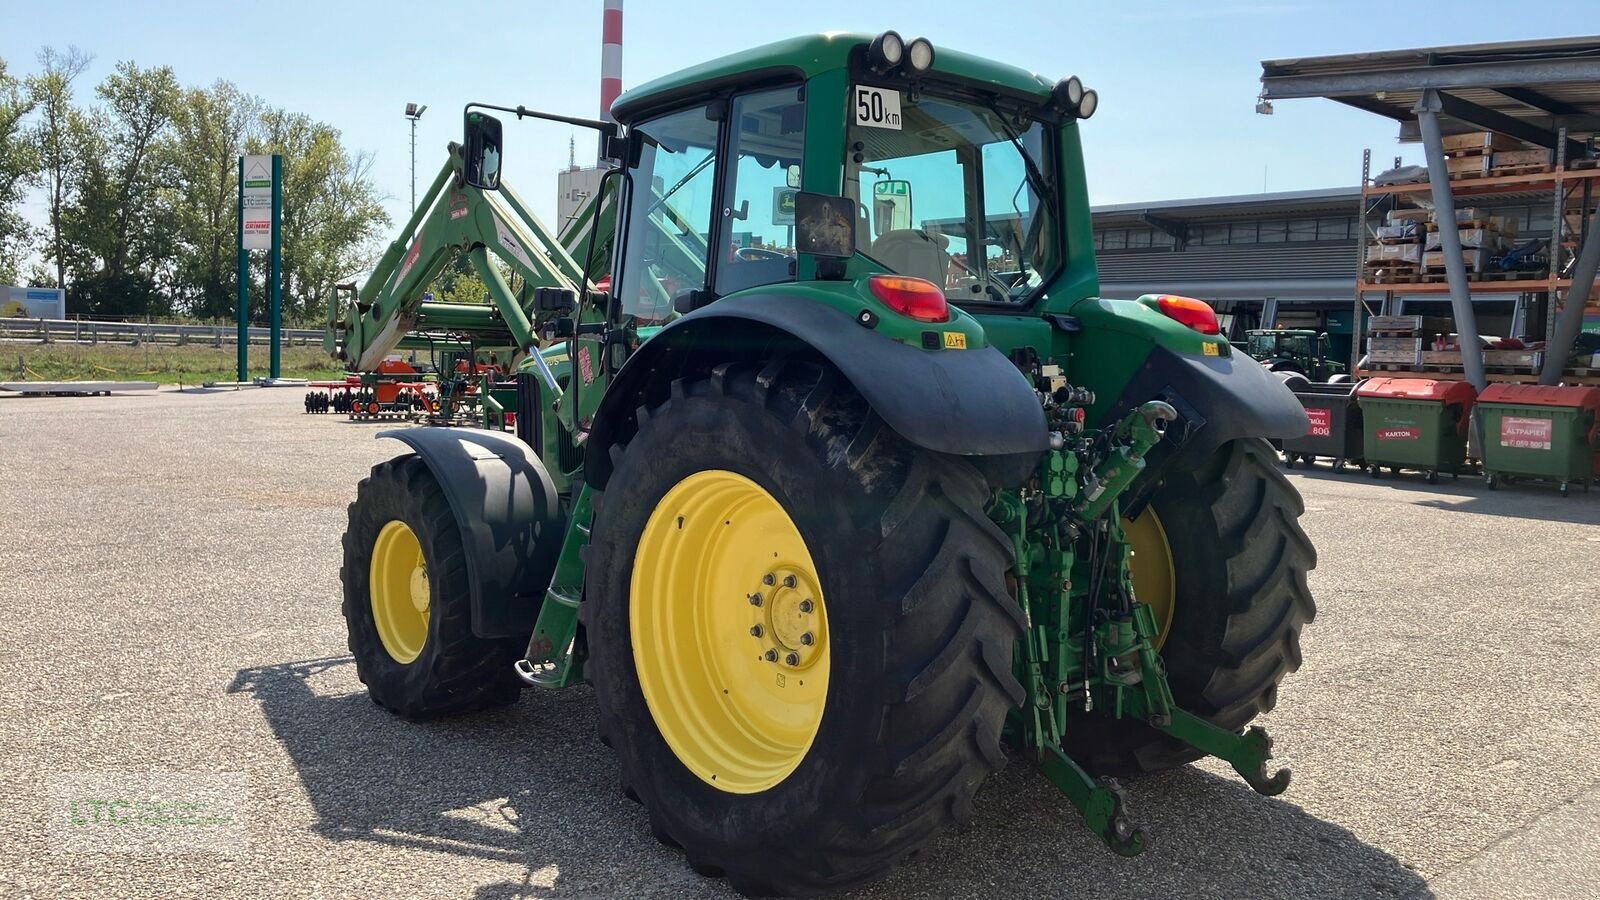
[583,360,1025,896]
[1063,439,1316,775]
[341,456,525,718]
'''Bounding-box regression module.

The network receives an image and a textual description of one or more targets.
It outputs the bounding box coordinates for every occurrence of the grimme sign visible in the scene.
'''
[241,155,273,250]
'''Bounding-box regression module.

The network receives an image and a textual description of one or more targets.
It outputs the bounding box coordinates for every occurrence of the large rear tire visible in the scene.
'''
[341,456,525,719]
[1062,438,1316,775]
[583,359,1025,896]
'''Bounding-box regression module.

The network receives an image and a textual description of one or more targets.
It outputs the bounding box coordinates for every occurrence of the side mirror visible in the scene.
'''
[794,192,857,259]
[786,164,801,189]
[464,111,503,190]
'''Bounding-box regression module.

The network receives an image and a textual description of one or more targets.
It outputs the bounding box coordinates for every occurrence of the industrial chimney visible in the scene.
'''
[601,0,623,124]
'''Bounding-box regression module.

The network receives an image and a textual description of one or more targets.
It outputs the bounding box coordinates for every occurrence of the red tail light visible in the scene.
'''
[869,275,949,323]
[1154,294,1220,335]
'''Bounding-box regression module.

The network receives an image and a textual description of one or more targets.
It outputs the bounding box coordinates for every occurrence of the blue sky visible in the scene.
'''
[3,0,1598,234]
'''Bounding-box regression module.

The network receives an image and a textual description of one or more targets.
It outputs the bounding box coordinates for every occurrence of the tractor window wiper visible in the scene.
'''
[648,150,716,217]
[988,104,1054,293]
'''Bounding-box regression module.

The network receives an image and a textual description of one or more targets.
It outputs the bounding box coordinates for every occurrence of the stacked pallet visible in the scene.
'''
[1365,206,1522,283]
[1421,207,1520,279]
[1441,132,1554,179]
[1364,209,1427,283]
[1364,315,1437,367]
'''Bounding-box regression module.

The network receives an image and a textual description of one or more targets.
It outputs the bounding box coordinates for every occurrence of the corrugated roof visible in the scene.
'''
[1259,35,1600,146]
[1092,187,1359,224]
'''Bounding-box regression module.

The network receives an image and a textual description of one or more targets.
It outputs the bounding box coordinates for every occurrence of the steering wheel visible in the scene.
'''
[735,246,789,262]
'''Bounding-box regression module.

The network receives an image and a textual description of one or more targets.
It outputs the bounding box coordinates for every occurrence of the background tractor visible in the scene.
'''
[1244,327,1348,381]
[328,31,1316,896]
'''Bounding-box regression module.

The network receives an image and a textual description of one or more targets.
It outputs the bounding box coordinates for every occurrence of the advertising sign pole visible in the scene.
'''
[236,157,248,382]
[269,154,283,379]
[239,154,274,382]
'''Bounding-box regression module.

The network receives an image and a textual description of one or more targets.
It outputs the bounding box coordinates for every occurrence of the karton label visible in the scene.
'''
[1377,427,1420,441]
[1499,416,1553,450]
[1306,408,1332,438]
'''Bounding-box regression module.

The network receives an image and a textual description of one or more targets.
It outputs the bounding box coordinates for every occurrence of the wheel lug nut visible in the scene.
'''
[800,632,814,645]
[783,575,797,588]
[762,574,776,586]
[785,652,800,666]
[749,593,762,606]
[764,649,778,662]
[750,625,763,638]
[798,599,813,613]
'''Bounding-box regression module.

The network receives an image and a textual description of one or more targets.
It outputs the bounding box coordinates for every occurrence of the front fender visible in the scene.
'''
[378,427,564,639]
[586,295,1048,487]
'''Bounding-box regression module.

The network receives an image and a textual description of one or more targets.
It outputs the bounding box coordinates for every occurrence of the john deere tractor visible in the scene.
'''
[1245,327,1347,382]
[330,32,1315,895]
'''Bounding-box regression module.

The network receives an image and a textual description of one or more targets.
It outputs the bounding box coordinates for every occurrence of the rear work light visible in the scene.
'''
[868,275,949,323]
[1153,294,1220,335]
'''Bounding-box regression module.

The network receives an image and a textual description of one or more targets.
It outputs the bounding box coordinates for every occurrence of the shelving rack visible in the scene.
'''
[1259,35,1600,389]
[1352,147,1600,386]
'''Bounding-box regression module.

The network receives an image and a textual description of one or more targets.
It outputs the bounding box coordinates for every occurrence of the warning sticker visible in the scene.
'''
[394,230,423,287]
[1305,408,1332,437]
[1377,427,1420,441]
[494,214,538,274]
[1499,416,1553,450]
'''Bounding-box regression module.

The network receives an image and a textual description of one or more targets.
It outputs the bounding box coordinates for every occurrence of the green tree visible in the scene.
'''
[26,45,90,290]
[249,109,389,324]
[167,80,260,319]
[0,58,39,283]
[61,61,182,316]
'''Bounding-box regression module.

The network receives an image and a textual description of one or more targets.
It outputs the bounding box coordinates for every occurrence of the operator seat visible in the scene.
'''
[871,230,950,287]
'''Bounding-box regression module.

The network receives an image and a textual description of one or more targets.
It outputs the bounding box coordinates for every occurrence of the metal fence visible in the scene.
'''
[0,317,322,347]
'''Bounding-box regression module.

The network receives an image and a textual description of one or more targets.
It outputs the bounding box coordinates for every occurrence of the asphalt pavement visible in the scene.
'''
[0,387,1595,899]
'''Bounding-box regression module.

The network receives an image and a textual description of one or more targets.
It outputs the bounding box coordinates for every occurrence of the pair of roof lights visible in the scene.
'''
[867,32,1098,121]
[867,31,935,75]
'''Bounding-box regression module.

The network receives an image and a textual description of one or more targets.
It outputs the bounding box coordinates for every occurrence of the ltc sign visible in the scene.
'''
[241,155,274,250]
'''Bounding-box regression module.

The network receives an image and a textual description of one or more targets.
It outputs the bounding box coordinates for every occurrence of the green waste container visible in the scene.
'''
[1355,377,1477,484]
[1477,383,1600,497]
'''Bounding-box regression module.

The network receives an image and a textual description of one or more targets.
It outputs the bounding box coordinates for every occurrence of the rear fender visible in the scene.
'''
[584,295,1049,488]
[1110,345,1308,511]
[378,427,564,639]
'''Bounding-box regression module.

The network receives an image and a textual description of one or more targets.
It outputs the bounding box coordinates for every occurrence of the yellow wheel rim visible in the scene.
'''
[631,470,830,794]
[370,519,430,664]
[1123,509,1176,650]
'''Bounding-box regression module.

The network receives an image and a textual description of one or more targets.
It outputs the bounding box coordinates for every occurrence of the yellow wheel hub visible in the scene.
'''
[370,519,430,664]
[631,470,830,794]
[1123,508,1176,649]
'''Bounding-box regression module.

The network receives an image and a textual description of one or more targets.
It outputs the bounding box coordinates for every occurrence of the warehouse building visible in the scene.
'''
[1091,185,1565,364]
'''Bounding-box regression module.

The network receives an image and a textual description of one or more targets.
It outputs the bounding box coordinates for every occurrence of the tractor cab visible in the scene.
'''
[1244,327,1343,380]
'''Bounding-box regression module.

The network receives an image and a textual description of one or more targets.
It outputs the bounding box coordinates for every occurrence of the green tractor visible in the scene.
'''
[333,32,1315,895]
[1245,327,1347,382]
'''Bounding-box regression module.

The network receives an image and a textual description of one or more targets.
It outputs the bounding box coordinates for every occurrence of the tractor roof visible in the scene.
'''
[611,32,1057,124]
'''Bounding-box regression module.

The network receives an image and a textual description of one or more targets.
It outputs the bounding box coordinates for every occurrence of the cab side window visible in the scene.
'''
[715,86,805,296]
[617,106,720,322]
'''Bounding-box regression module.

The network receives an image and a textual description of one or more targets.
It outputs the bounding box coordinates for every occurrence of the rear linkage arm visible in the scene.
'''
[990,395,1288,857]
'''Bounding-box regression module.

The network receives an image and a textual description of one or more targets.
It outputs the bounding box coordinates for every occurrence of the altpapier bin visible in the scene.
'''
[1477,383,1600,495]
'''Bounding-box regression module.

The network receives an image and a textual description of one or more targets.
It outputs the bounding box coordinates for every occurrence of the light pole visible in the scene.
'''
[404,102,427,212]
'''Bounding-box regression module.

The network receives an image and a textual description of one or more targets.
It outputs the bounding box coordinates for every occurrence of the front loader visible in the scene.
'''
[336,32,1316,896]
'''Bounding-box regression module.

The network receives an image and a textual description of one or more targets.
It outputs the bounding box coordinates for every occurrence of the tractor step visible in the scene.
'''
[516,487,593,689]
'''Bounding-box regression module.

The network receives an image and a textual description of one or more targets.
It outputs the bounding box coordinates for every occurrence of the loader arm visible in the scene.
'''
[326,144,601,374]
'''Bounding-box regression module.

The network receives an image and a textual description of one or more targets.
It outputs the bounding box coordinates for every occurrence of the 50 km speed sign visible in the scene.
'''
[853,86,902,130]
